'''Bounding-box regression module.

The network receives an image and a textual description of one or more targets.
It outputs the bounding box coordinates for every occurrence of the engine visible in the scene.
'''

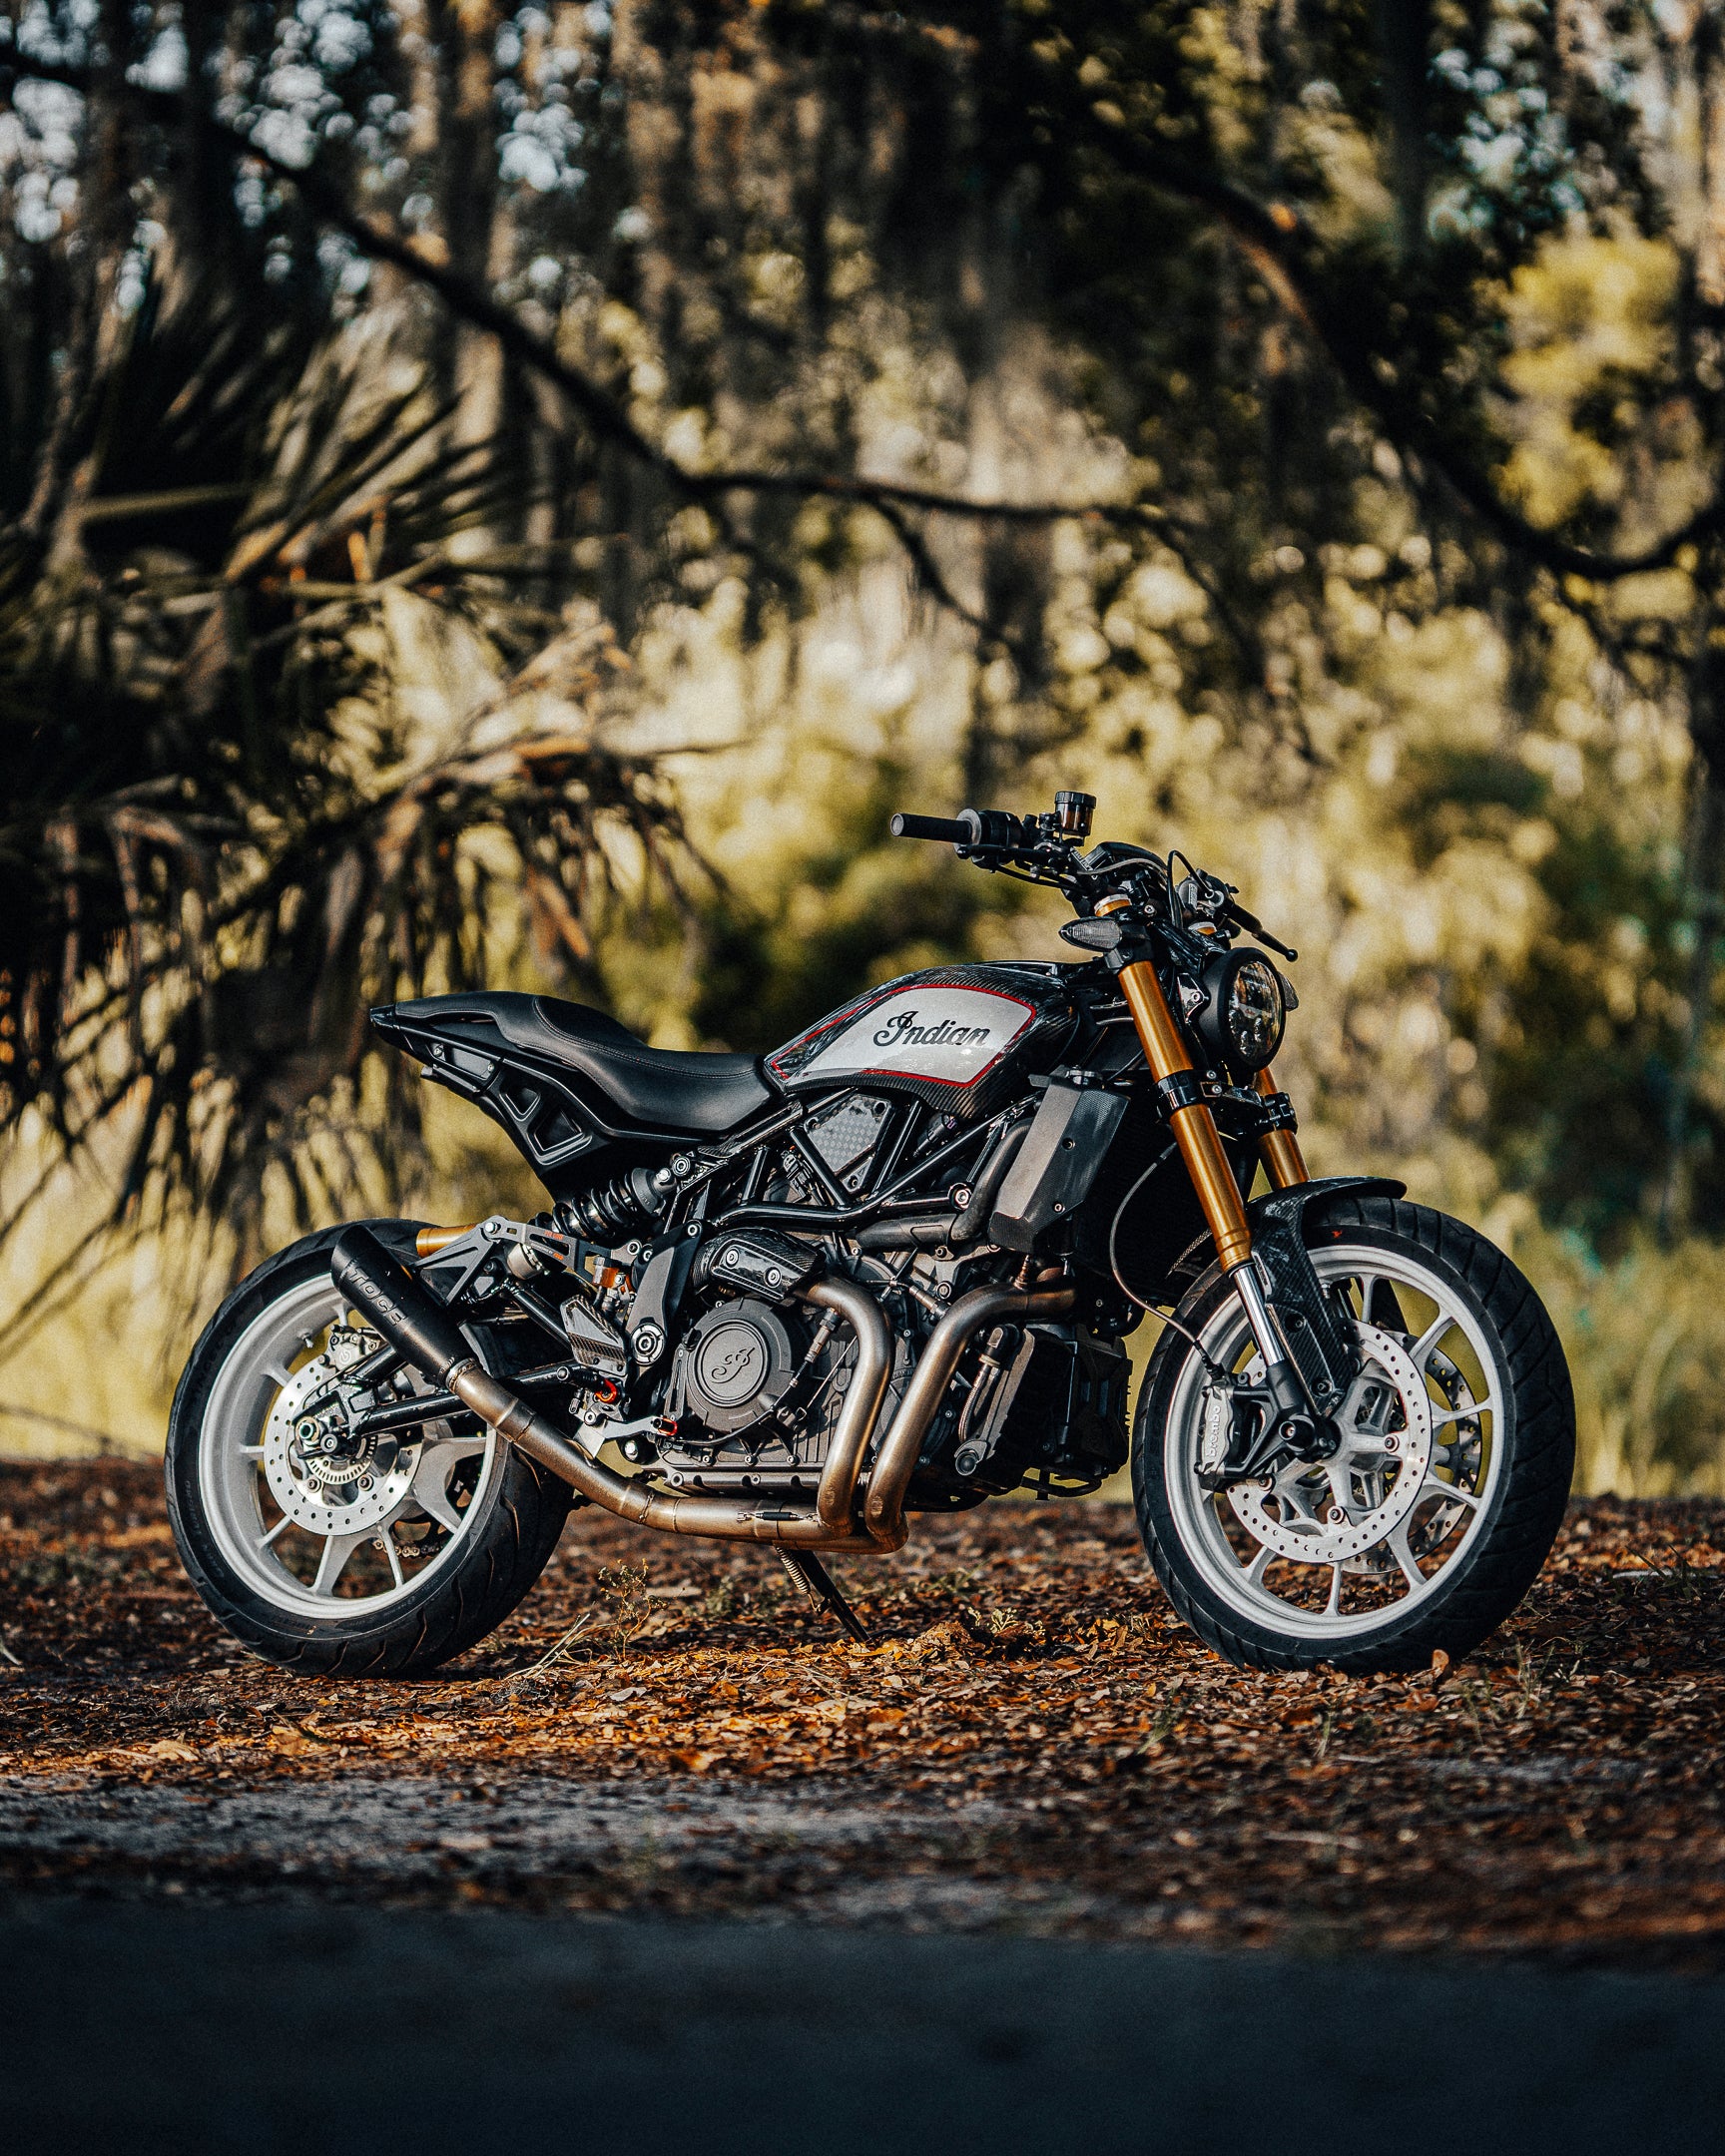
[653,1293,846,1493]
[939,1323,1131,1495]
[532,1143,1130,1505]
[645,1231,857,1494]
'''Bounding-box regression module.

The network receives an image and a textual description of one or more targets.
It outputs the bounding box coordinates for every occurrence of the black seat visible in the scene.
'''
[375,991,777,1136]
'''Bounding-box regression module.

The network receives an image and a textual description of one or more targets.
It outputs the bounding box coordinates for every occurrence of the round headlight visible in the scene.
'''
[1193,949,1286,1073]
[1226,955,1285,1066]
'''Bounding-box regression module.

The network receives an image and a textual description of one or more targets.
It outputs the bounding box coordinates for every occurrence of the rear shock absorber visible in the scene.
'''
[560,1149,710,1241]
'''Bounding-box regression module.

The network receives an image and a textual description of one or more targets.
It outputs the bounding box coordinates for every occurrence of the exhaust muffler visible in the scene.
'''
[330,1228,1073,1554]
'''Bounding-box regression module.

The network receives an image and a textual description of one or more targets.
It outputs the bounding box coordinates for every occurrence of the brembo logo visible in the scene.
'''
[871,1010,992,1052]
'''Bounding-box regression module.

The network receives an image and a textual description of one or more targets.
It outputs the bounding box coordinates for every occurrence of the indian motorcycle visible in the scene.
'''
[166,793,1575,1675]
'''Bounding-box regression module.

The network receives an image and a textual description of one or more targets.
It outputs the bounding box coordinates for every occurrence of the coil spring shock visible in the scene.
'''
[559,1164,672,1241]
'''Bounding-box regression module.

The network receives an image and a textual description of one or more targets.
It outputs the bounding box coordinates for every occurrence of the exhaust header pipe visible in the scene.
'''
[861,1279,1075,1542]
[328,1226,897,1552]
[330,1227,1072,1557]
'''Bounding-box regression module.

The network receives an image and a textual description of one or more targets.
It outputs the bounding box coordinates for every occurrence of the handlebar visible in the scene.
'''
[889,813,971,844]
[888,799,1296,959]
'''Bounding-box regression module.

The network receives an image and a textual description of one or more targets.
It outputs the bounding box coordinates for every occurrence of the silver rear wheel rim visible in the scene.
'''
[1161,1238,1505,1640]
[198,1272,499,1621]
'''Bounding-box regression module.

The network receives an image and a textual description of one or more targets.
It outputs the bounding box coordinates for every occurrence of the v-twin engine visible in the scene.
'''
[654,1231,897,1496]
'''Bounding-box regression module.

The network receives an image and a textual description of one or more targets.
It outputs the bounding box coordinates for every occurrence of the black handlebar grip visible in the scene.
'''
[889,813,970,843]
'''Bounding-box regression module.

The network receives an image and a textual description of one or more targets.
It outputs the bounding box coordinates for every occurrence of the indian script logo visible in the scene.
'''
[870,1009,993,1052]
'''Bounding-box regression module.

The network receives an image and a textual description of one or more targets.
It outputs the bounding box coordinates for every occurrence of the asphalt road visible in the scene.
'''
[4,1893,1721,2154]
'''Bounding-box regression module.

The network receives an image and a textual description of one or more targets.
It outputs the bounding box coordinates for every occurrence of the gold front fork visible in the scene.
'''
[1114,955,1256,1271]
[1253,1065,1310,1190]
[1113,943,1312,1403]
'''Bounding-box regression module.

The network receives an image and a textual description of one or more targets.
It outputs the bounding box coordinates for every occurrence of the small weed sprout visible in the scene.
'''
[595,1563,654,1653]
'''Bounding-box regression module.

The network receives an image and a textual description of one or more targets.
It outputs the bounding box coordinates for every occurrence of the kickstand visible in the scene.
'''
[778,1551,868,1645]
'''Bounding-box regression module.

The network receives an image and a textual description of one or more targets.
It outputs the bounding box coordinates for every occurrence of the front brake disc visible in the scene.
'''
[1225,1324,1434,1567]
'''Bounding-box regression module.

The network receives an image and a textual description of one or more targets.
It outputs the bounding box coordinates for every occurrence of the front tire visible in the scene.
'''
[166,1222,575,1677]
[1132,1194,1574,1673]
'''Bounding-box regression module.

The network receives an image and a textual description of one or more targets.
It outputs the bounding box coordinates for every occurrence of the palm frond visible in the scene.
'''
[0,266,695,1297]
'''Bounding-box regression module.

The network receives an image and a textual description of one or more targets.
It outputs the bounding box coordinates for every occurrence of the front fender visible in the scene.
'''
[1247,1174,1406,1241]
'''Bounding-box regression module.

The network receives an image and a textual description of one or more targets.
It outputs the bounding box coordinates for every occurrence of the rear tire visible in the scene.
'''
[1131,1194,1574,1673]
[166,1222,576,1677]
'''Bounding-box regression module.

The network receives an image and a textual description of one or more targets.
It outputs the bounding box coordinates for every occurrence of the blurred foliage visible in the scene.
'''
[0,269,695,1295]
[1523,1225,1725,1496]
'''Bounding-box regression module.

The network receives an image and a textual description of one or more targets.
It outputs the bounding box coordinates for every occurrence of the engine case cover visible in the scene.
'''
[671,1298,800,1435]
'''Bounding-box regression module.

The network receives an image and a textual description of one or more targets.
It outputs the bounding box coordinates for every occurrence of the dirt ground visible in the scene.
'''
[0,1459,1721,1967]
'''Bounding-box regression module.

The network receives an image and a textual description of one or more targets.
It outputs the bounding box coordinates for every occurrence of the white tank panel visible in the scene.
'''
[796,985,1035,1086]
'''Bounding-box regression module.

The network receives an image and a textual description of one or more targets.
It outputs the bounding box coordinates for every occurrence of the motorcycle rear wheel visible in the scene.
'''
[166,1222,575,1677]
[1131,1194,1574,1673]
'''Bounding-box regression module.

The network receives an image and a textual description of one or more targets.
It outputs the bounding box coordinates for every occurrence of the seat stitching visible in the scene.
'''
[560,1047,759,1073]
[536,1036,762,1081]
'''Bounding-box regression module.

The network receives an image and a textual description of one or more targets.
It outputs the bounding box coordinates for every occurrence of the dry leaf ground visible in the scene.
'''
[1,1460,1721,1968]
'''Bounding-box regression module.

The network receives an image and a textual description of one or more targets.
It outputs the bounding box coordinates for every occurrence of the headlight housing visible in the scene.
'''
[1192,949,1286,1073]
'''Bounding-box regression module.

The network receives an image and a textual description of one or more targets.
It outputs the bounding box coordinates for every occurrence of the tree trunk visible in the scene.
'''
[1375,0,1432,262]
[1658,636,1725,1241]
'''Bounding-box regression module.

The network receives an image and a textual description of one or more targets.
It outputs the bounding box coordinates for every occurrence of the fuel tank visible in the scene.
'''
[766,964,1077,1117]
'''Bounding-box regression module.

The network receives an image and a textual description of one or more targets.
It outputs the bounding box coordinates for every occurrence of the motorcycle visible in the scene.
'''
[166,792,1575,1676]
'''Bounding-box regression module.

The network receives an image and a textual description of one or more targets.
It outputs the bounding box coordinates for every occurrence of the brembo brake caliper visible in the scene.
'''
[1191,1278,1350,1492]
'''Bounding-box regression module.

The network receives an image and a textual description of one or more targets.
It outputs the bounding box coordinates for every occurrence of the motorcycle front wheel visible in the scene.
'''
[1132,1193,1574,1673]
[167,1222,575,1677]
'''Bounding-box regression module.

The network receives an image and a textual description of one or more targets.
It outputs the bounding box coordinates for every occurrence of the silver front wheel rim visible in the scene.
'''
[1163,1239,1504,1640]
[199,1272,499,1620]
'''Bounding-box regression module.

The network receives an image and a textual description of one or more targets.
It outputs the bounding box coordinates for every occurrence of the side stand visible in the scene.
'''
[778,1551,868,1644]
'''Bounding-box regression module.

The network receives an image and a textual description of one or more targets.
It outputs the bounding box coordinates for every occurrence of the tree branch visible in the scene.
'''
[12,50,1699,603]
[1068,110,1725,584]
[0,57,1187,541]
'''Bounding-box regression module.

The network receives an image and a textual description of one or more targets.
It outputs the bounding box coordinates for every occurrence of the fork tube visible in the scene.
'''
[1114,953,1310,1401]
[1253,1066,1310,1190]
[1114,955,1255,1273]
